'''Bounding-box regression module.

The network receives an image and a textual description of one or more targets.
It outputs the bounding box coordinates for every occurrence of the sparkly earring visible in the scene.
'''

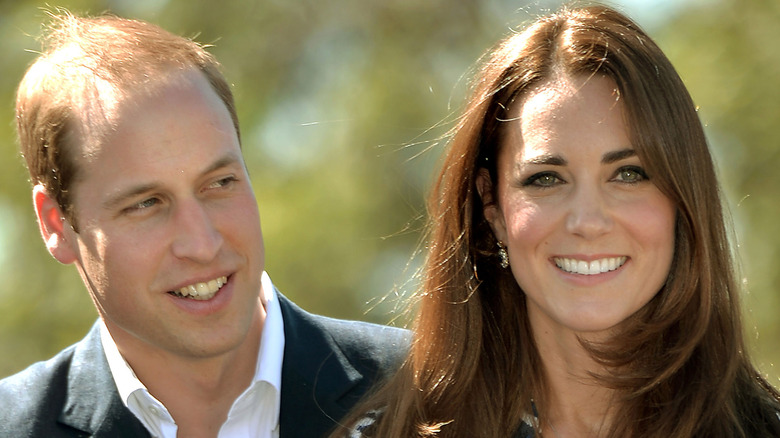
[497,241,509,269]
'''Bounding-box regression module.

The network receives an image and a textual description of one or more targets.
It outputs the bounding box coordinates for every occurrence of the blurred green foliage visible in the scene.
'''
[0,0,777,388]
[655,0,780,384]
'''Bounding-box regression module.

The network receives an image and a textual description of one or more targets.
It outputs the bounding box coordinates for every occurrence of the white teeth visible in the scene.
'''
[195,282,209,295]
[174,276,228,300]
[554,257,627,275]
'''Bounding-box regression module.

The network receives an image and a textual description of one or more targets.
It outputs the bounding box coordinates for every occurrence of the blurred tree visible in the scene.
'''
[0,2,102,379]
[0,0,777,388]
[655,0,780,384]
[0,0,543,377]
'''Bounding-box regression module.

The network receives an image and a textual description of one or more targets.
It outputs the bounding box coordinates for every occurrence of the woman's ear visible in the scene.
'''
[33,185,78,264]
[476,168,508,243]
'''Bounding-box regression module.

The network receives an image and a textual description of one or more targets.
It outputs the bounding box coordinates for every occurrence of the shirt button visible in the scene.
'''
[149,406,160,416]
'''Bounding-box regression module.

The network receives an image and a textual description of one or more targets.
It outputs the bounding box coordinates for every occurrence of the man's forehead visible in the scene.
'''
[72,67,207,160]
[69,78,122,160]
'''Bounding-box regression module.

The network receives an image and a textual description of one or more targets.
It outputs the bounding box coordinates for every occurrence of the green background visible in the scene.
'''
[1,0,778,386]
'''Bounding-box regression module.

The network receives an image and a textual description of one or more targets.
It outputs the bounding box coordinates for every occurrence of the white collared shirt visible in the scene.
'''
[100,272,286,438]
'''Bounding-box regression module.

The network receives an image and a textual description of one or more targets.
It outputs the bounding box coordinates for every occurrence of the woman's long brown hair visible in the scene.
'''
[333,4,780,437]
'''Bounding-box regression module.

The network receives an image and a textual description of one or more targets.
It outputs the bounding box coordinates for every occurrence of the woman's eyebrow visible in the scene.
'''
[520,149,635,168]
[602,148,636,164]
[524,153,567,166]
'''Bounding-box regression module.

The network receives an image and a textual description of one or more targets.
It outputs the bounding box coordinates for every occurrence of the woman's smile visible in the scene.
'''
[482,73,676,335]
[552,256,627,275]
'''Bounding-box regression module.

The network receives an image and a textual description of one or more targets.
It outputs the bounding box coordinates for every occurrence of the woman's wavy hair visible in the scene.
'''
[334,4,779,438]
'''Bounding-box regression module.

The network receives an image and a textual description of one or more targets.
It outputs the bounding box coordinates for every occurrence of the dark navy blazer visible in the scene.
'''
[0,293,409,438]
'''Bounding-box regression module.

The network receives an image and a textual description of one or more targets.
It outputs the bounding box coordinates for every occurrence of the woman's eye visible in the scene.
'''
[614,166,648,183]
[523,172,562,188]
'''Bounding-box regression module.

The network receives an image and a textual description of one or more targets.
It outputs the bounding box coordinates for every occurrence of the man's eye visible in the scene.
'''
[208,176,238,189]
[125,198,159,213]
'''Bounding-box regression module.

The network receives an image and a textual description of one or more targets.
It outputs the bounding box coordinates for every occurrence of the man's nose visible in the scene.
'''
[170,200,223,263]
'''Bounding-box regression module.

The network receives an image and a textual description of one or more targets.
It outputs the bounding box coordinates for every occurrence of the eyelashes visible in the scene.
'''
[612,166,648,183]
[206,175,239,190]
[519,165,650,189]
[521,171,562,188]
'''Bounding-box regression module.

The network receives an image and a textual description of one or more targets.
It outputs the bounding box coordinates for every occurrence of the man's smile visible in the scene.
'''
[170,275,228,300]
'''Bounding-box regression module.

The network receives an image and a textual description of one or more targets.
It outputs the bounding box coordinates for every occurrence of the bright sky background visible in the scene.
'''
[617,0,715,29]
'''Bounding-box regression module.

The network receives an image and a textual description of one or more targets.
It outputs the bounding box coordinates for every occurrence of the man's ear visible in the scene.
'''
[33,185,78,264]
[476,168,508,243]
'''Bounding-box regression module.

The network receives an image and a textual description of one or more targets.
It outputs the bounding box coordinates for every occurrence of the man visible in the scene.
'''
[0,12,407,438]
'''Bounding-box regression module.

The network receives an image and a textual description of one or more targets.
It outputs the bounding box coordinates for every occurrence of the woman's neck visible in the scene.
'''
[533,321,617,436]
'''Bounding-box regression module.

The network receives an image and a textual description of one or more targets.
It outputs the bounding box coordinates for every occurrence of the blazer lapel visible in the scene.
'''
[59,323,150,437]
[277,293,362,438]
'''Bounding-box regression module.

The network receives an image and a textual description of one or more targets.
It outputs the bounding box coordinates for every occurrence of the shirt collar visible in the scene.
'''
[255,271,284,395]
[100,271,286,437]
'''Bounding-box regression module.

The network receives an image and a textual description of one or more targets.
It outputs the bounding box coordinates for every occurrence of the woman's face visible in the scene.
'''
[480,74,676,337]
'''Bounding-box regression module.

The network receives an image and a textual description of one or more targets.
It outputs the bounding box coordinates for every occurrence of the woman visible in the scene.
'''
[337,4,780,437]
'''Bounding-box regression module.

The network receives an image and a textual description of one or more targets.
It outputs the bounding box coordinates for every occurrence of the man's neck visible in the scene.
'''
[111,304,265,438]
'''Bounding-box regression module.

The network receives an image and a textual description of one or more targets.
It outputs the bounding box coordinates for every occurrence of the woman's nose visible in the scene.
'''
[565,185,614,239]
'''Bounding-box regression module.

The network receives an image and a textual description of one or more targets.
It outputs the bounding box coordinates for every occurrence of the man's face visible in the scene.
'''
[62,69,265,362]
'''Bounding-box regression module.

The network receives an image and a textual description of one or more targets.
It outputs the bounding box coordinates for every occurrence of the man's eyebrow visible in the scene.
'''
[102,183,160,211]
[203,154,242,175]
[101,152,243,211]
[602,148,636,164]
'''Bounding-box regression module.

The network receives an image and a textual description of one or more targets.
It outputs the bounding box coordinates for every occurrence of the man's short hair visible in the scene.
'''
[16,12,240,225]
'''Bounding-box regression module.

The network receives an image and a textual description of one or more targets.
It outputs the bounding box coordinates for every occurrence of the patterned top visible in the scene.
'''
[348,408,780,437]
[347,410,382,438]
[347,410,535,437]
